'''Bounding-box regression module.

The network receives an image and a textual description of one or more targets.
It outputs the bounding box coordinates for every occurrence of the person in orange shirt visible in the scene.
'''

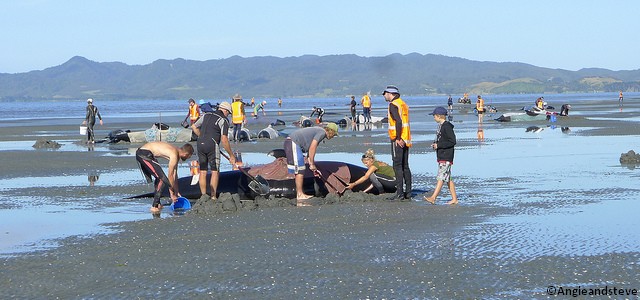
[187,98,200,125]
[619,91,624,106]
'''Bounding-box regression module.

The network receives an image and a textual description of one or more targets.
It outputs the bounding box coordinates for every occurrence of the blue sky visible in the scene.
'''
[1,0,638,74]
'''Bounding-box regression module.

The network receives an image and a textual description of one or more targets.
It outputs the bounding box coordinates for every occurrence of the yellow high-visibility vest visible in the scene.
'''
[387,98,412,147]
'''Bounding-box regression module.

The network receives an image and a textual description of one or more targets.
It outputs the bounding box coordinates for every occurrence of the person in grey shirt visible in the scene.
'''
[284,123,339,205]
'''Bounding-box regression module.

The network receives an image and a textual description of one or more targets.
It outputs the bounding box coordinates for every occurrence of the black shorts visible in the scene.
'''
[197,142,221,171]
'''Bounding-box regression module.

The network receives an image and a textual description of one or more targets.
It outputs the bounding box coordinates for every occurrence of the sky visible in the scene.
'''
[1,0,639,74]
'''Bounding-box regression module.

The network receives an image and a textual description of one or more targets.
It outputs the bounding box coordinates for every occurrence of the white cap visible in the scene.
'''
[87,98,93,103]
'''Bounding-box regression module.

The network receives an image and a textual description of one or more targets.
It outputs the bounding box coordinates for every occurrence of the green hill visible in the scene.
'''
[0,54,639,100]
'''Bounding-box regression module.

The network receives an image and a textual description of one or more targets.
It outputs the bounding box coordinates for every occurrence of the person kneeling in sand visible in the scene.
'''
[424,107,458,205]
[346,148,395,194]
[135,141,194,213]
[284,123,339,206]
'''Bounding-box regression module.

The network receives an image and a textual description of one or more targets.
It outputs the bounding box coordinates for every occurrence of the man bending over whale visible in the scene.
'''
[136,141,194,213]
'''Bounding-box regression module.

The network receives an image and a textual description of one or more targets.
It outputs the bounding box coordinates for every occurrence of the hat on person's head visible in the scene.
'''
[429,107,449,116]
[218,101,233,113]
[87,98,93,103]
[326,122,339,135]
[198,99,206,105]
[232,93,242,101]
[188,98,195,103]
[382,85,399,95]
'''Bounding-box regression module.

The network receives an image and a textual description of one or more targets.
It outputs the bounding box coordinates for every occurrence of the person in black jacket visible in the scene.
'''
[424,107,458,205]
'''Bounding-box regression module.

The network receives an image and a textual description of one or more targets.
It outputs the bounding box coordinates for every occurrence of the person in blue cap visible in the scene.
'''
[424,107,458,205]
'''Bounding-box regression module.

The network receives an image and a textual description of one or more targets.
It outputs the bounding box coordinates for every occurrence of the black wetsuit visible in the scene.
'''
[310,107,325,122]
[350,99,357,121]
[85,104,102,142]
[194,110,229,171]
[136,148,170,208]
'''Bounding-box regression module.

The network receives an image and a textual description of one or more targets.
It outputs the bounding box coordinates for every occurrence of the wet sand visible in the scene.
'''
[1,98,640,298]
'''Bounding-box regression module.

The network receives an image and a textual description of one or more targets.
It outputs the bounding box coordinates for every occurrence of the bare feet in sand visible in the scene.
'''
[150,205,163,213]
[296,194,313,207]
[446,199,458,205]
[423,196,436,205]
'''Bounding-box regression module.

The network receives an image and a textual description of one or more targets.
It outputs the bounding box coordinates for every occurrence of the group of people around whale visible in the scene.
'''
[134,85,459,212]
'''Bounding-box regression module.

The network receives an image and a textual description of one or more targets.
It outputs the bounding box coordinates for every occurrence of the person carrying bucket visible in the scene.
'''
[82,98,103,144]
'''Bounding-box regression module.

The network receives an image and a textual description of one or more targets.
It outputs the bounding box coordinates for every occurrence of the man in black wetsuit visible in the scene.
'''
[136,142,194,213]
[191,101,237,202]
[82,98,103,144]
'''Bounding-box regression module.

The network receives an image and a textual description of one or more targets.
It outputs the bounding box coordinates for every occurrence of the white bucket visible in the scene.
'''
[80,126,87,135]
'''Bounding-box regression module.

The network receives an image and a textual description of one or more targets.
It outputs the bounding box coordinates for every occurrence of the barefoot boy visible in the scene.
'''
[424,107,458,205]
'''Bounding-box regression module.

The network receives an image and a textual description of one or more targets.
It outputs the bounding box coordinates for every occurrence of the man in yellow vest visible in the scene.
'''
[361,92,372,123]
[230,93,246,142]
[383,85,412,201]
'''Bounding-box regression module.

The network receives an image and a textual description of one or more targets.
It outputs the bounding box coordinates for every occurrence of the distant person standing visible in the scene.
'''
[191,102,237,201]
[82,98,103,144]
[619,91,624,106]
[230,93,246,142]
[250,97,255,107]
[349,96,358,122]
[382,85,412,201]
[476,95,485,123]
[424,107,458,205]
[361,92,372,123]
[187,98,201,125]
[447,95,453,111]
[278,97,283,108]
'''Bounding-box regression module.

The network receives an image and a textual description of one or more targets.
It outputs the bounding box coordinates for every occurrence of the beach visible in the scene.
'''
[1,95,640,298]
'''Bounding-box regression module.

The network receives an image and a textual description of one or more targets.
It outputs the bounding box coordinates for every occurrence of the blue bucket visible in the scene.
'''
[172,197,191,210]
[550,114,557,122]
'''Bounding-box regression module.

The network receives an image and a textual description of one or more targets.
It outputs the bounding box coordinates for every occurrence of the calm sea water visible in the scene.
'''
[1,91,639,257]
[0,92,632,121]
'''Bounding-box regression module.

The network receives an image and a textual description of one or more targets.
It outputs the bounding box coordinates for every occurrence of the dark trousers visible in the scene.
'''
[86,121,96,142]
[391,142,411,195]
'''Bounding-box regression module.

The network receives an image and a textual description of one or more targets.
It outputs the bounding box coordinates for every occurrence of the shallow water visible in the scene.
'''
[2,94,640,261]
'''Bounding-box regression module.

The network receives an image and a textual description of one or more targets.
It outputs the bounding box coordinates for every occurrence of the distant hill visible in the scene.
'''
[1,53,639,100]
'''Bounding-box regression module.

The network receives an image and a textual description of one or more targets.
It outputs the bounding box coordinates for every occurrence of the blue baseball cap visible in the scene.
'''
[429,107,448,116]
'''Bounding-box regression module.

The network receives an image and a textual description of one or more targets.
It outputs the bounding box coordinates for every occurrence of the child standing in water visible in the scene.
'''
[424,107,458,205]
